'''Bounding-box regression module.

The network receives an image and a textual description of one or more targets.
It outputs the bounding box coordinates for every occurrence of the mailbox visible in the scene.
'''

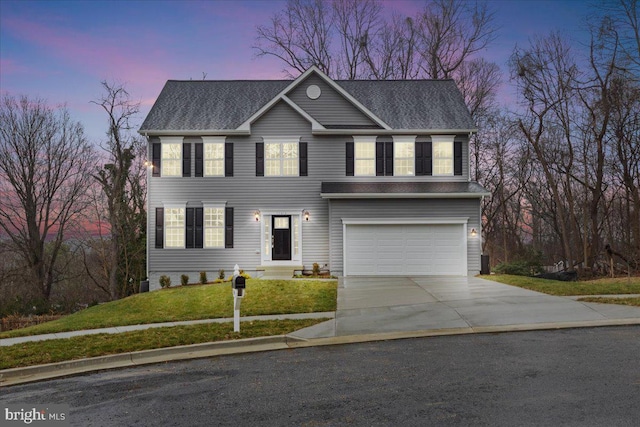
[233,276,246,289]
[232,276,246,297]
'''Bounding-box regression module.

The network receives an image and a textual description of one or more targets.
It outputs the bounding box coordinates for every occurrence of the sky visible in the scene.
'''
[0,0,595,144]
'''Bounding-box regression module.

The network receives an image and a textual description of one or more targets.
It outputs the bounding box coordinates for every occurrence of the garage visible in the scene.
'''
[344,223,466,276]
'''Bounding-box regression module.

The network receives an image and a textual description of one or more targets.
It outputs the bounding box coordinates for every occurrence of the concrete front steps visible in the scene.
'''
[258,266,303,280]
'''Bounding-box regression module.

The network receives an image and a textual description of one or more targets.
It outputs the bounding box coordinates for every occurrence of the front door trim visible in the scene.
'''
[259,210,303,265]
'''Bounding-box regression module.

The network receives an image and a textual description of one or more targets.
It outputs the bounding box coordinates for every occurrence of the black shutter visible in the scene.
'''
[225,143,234,177]
[182,143,191,177]
[454,141,463,176]
[186,207,194,248]
[152,143,161,177]
[195,208,203,248]
[225,207,234,248]
[376,142,384,176]
[256,143,264,176]
[425,141,433,176]
[415,142,424,175]
[299,142,308,176]
[385,141,394,176]
[195,143,203,177]
[346,142,354,176]
[155,208,164,248]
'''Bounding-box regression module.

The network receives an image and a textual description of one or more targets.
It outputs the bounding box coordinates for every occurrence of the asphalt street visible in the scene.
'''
[3,326,640,426]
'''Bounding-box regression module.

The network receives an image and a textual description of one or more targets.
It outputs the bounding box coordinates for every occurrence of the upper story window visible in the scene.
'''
[204,206,225,248]
[432,136,455,176]
[265,138,299,176]
[160,137,182,177]
[354,137,375,176]
[164,205,185,248]
[204,142,224,176]
[393,136,416,176]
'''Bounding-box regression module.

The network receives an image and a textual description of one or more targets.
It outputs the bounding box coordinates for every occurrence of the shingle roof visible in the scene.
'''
[140,75,475,132]
[320,181,490,198]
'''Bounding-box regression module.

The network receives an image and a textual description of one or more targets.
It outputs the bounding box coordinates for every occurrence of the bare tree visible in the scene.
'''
[255,0,334,77]
[0,95,95,301]
[91,81,147,299]
[510,32,581,270]
[417,0,498,79]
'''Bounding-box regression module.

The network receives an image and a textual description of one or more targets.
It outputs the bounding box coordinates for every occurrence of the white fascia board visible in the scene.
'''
[280,96,326,131]
[312,128,478,136]
[320,192,490,199]
[342,217,469,225]
[308,66,392,130]
[236,67,320,132]
[139,129,250,136]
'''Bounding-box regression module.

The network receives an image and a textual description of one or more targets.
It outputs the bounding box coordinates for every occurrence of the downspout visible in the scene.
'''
[143,131,150,283]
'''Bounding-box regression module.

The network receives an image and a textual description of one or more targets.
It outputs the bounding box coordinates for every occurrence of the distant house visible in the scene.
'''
[139,66,489,290]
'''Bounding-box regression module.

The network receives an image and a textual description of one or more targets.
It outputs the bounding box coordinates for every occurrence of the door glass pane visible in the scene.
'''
[274,217,289,229]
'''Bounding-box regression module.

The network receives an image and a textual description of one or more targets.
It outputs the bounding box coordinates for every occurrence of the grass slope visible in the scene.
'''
[486,275,640,297]
[0,279,337,339]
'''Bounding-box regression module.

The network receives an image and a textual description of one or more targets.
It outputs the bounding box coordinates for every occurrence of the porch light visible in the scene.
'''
[470,228,477,237]
[144,160,153,169]
[254,210,261,222]
[303,210,310,222]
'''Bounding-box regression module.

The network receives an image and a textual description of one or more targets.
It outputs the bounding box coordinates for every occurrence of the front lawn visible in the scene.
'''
[0,279,337,339]
[0,318,329,370]
[485,275,640,296]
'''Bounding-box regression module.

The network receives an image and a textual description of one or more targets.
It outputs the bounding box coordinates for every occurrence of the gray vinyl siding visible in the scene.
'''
[286,74,378,128]
[328,198,482,276]
[147,99,477,289]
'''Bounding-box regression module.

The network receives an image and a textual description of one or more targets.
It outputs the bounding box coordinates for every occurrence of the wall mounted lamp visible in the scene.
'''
[303,210,310,222]
[470,228,477,237]
[254,210,261,222]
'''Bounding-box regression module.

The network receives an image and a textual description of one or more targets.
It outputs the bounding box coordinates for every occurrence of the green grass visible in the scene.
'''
[0,279,337,339]
[486,275,640,296]
[577,297,640,307]
[0,318,329,370]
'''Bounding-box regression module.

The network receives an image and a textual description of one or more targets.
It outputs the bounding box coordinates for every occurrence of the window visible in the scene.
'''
[394,141,415,176]
[165,207,185,248]
[161,143,182,177]
[354,142,375,176]
[433,138,454,176]
[204,207,225,248]
[204,143,224,176]
[265,142,299,176]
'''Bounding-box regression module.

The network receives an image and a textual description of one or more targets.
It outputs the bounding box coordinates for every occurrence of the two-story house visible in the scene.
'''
[140,66,489,290]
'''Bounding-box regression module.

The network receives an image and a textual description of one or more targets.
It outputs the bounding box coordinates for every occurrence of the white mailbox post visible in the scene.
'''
[231,264,245,332]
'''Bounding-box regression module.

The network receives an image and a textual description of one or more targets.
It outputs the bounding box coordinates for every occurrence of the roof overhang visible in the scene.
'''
[139,129,251,137]
[312,128,478,136]
[320,181,491,199]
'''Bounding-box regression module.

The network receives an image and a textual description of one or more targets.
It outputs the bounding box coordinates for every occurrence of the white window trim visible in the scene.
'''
[259,209,303,265]
[263,137,300,177]
[202,136,226,177]
[393,135,416,177]
[431,135,455,176]
[202,201,226,248]
[162,202,187,249]
[159,137,183,177]
[353,136,376,177]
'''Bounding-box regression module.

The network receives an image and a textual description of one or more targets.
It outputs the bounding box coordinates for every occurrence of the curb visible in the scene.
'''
[0,335,305,387]
[3,318,640,387]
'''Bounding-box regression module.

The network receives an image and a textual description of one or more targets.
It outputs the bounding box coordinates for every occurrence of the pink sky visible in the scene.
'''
[0,0,590,143]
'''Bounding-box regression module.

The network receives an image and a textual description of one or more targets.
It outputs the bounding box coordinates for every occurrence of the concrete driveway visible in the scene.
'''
[292,276,640,338]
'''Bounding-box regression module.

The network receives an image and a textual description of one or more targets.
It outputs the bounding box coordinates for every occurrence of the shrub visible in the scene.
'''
[312,263,321,276]
[159,275,171,288]
[218,269,225,280]
[199,271,208,285]
[180,274,189,286]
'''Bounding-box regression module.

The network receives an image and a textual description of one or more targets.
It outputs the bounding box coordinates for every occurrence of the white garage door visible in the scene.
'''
[344,224,466,275]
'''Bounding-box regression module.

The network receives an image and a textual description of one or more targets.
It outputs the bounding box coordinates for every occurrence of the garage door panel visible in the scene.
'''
[345,224,465,276]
